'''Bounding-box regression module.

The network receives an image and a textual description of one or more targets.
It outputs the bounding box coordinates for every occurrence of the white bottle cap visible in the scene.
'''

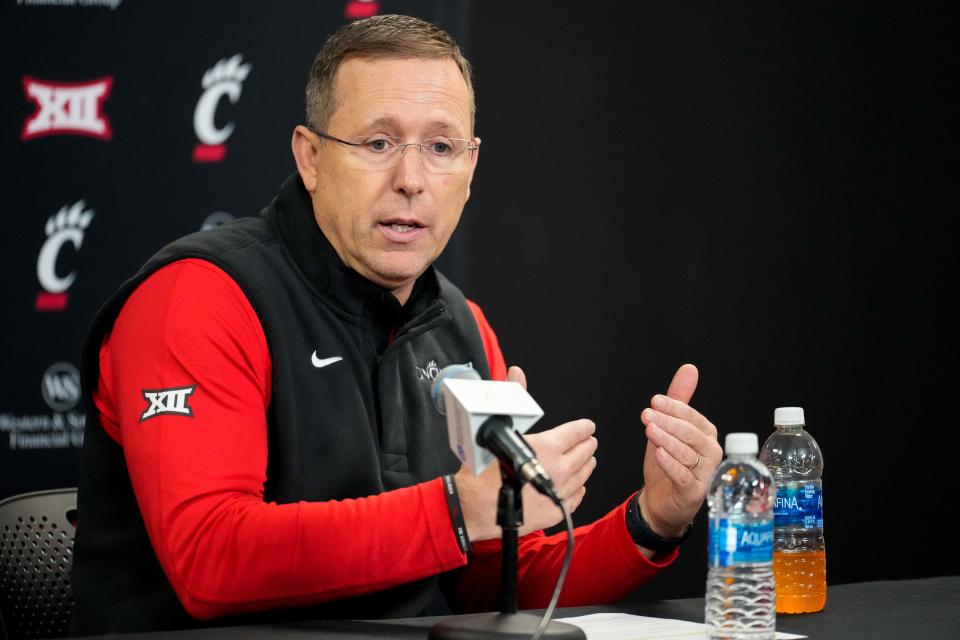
[725,432,758,455]
[774,407,805,426]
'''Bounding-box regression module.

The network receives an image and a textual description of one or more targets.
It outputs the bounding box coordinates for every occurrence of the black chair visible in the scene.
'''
[0,489,77,640]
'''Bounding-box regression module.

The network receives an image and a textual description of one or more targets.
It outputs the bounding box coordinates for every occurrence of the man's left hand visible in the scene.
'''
[638,364,723,539]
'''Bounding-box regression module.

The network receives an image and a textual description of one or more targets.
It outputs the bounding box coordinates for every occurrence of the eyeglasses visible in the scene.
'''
[304,125,479,174]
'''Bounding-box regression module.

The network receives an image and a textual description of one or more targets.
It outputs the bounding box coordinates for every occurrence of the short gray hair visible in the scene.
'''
[305,14,475,133]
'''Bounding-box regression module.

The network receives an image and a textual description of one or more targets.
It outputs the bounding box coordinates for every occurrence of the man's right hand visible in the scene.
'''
[454,366,598,542]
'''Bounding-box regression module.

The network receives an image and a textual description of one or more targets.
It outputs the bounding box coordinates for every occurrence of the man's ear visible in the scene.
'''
[291,125,321,192]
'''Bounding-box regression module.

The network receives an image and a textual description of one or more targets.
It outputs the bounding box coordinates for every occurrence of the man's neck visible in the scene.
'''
[390,282,415,306]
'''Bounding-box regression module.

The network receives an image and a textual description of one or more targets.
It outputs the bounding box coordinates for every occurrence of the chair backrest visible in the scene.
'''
[0,489,78,640]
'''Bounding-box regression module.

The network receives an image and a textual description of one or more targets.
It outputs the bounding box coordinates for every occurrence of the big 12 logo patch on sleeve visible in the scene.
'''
[140,385,197,422]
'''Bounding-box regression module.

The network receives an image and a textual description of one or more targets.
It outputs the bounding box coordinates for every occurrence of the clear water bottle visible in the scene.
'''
[705,433,776,640]
[759,407,826,614]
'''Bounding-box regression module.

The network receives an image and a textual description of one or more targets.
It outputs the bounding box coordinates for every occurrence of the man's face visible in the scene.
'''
[300,57,478,301]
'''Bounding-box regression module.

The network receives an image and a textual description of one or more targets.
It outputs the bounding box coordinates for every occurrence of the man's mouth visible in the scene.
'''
[384,222,421,233]
[378,218,427,243]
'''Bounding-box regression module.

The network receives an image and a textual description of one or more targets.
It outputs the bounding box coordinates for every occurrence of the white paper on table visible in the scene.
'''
[556,612,806,640]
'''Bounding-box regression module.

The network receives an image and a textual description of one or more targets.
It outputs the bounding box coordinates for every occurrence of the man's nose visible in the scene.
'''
[391,144,426,196]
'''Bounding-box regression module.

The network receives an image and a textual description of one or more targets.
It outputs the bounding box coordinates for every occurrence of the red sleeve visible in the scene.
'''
[453,495,678,611]
[466,299,507,381]
[94,258,466,620]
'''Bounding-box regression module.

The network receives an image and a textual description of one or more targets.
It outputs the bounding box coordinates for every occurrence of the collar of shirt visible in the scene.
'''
[269,173,441,349]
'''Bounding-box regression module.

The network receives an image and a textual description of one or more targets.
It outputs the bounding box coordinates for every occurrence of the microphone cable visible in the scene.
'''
[530,495,575,640]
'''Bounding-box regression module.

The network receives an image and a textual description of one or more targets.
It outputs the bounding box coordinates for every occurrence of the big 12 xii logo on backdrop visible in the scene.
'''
[21,76,113,140]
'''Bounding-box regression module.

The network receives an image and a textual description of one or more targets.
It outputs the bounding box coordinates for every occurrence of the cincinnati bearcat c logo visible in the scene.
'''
[192,54,251,162]
[36,200,95,311]
[140,385,197,422]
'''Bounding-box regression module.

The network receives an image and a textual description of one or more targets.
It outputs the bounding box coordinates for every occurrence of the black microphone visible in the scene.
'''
[477,414,561,503]
[432,365,561,504]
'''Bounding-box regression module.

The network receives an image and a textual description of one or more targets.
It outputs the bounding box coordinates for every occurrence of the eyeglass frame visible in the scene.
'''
[303,124,479,172]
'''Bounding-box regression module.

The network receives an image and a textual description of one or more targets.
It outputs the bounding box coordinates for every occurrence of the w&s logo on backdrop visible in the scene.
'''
[192,54,252,163]
[41,362,81,414]
[35,200,95,312]
[1,362,85,452]
[21,76,113,141]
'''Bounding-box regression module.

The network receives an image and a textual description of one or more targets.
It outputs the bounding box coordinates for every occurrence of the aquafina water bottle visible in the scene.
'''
[705,432,776,639]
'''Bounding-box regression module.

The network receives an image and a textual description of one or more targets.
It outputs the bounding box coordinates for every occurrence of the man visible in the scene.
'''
[71,14,723,635]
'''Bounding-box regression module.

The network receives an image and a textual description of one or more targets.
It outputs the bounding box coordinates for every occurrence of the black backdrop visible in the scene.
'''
[466,3,958,597]
[2,0,956,603]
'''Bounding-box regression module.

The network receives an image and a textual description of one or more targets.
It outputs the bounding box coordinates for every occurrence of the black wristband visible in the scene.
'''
[442,474,472,554]
[625,490,692,553]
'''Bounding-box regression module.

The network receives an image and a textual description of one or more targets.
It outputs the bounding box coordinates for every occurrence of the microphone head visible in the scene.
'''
[431,363,481,414]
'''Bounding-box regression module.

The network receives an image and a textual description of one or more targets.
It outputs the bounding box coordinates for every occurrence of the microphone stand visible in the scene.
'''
[498,471,522,616]
[430,421,585,640]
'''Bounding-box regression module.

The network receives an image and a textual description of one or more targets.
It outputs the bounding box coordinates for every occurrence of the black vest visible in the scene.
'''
[70,175,491,635]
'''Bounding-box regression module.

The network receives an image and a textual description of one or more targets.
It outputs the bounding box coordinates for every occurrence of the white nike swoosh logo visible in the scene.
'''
[311,353,343,368]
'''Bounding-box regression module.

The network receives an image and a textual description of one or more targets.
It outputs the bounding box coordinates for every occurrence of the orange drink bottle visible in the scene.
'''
[759,407,827,613]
